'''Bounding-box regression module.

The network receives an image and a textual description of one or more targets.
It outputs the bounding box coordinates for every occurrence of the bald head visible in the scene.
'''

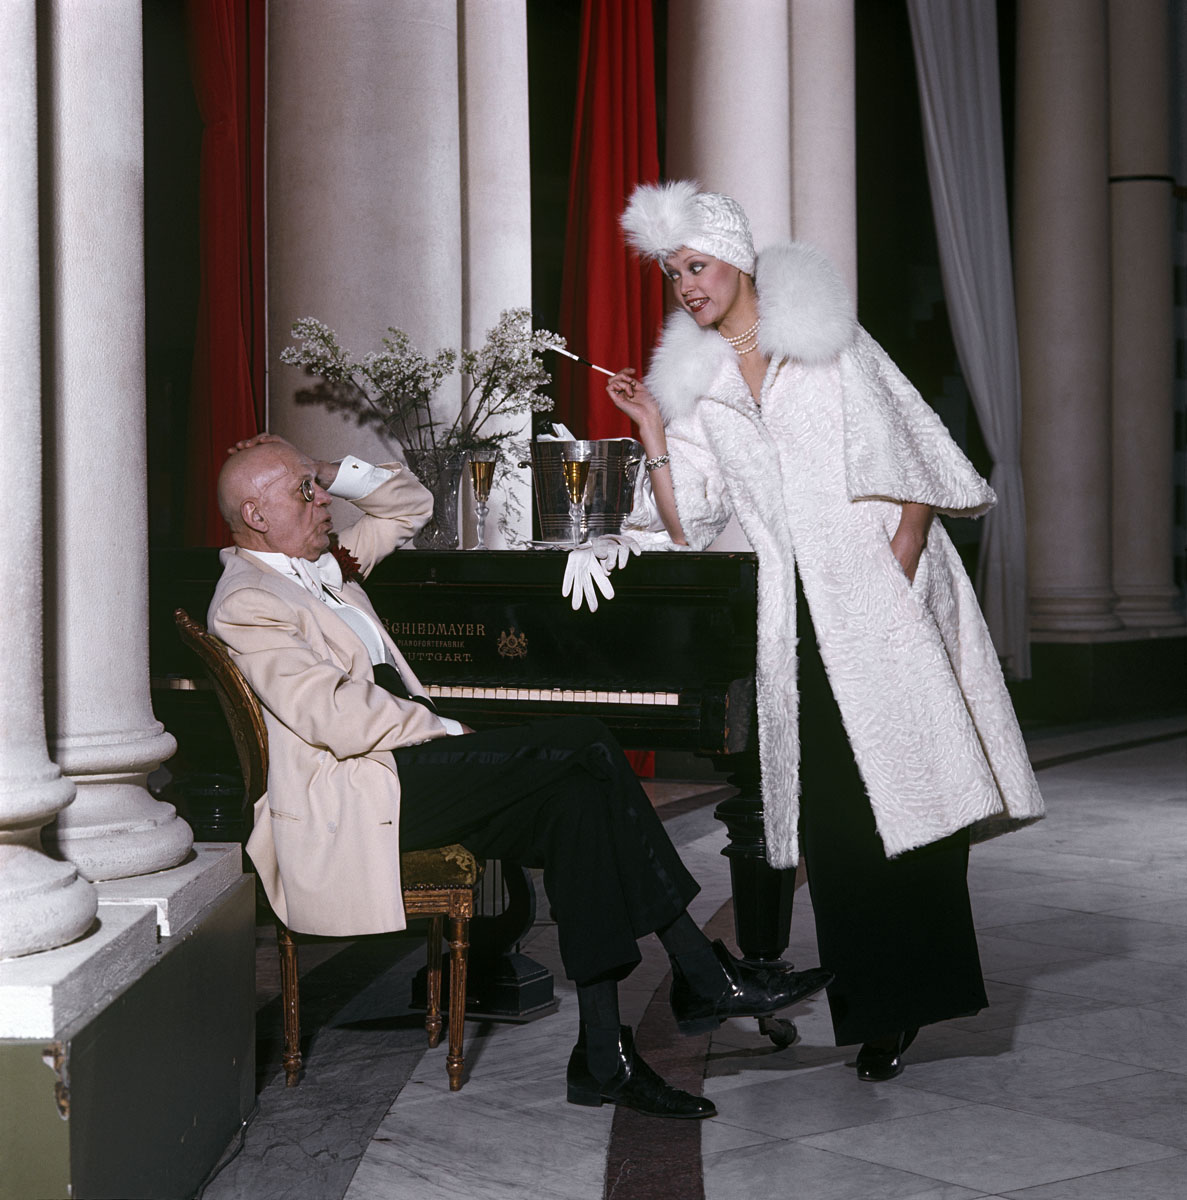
[218,442,295,534]
[217,440,334,560]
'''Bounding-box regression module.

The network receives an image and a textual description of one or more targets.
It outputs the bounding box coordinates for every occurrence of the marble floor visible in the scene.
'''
[199,716,1187,1200]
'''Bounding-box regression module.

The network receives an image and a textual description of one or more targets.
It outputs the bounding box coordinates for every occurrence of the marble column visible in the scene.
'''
[0,0,98,957]
[458,0,533,545]
[789,0,858,300]
[1108,0,1182,627]
[665,0,792,249]
[267,0,465,476]
[40,0,192,880]
[1015,0,1121,633]
[666,0,791,552]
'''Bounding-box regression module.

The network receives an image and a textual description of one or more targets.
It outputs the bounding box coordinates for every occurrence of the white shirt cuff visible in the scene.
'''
[328,455,395,501]
[436,716,465,737]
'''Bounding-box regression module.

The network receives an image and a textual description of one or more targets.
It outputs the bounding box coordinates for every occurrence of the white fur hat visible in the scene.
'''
[621,180,756,274]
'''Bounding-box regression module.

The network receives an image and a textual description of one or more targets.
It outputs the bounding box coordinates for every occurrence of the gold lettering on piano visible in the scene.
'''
[385,621,487,637]
[497,629,528,659]
[380,617,485,664]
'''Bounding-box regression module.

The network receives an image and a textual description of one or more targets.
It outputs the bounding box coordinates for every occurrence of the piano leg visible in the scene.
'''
[714,786,801,1048]
[712,748,796,963]
[714,793,796,964]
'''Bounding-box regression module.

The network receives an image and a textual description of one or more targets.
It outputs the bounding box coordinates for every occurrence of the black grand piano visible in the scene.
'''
[151,547,798,1023]
[151,547,759,762]
[364,549,756,755]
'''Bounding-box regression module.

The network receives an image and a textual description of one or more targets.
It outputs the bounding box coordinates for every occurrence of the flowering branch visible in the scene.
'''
[279,309,564,463]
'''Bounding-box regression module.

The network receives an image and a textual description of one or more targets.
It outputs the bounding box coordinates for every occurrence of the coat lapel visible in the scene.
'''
[221,548,376,679]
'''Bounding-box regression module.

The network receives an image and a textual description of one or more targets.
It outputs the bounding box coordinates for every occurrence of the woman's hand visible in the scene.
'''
[606,368,688,546]
[607,369,665,448]
[890,503,934,583]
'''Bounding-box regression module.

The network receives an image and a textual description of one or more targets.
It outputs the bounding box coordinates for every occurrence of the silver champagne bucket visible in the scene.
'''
[528,438,644,542]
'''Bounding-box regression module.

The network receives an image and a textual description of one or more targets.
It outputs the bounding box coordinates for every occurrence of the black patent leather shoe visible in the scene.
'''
[566,1027,716,1119]
[670,940,834,1035]
[856,1028,918,1082]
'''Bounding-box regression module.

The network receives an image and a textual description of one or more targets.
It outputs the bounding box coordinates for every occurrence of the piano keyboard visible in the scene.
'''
[155,675,681,707]
[425,684,681,706]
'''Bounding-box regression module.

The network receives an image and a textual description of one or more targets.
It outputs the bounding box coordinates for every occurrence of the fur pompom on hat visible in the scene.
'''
[621,180,756,275]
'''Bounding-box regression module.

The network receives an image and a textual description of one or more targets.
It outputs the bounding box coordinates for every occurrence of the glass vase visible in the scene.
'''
[406,447,465,550]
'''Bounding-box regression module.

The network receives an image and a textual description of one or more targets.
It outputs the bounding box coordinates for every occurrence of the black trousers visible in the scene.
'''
[795,579,987,1045]
[393,716,699,987]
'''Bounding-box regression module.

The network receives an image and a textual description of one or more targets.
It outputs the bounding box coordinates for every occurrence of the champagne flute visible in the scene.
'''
[468,449,497,549]
[562,452,590,545]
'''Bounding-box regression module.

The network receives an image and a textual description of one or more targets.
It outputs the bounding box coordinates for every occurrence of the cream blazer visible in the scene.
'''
[208,463,446,935]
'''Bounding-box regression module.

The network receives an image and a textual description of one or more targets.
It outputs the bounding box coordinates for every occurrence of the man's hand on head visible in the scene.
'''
[227,432,292,455]
[313,459,340,490]
[226,434,340,491]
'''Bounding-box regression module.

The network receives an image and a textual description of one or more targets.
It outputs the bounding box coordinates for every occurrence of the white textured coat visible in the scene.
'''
[645,242,1044,868]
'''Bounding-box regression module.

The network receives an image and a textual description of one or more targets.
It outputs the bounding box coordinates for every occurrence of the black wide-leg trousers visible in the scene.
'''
[795,580,988,1045]
[394,716,699,987]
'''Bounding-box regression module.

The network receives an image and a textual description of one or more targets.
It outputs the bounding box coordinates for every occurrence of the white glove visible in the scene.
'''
[589,533,642,572]
[562,546,615,612]
[536,423,579,441]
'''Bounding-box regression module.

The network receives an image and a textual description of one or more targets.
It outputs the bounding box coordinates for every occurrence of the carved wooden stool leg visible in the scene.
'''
[446,913,469,1091]
[425,914,443,1049]
[276,923,302,1087]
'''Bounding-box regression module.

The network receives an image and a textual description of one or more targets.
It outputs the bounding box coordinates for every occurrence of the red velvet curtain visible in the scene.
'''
[184,0,266,546]
[554,0,665,440]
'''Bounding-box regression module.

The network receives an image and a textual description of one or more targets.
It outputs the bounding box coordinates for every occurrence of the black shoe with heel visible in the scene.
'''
[566,1026,716,1119]
[670,939,833,1035]
[856,1028,918,1082]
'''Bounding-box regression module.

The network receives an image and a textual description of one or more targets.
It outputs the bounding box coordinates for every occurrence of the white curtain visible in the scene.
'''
[907,0,1030,678]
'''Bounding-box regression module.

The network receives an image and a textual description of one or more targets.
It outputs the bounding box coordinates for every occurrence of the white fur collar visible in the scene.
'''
[646,241,857,422]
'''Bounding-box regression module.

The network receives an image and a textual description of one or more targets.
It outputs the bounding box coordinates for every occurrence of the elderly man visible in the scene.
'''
[210,433,830,1118]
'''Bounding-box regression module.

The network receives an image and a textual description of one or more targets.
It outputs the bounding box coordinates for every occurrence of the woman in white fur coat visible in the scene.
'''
[608,181,1044,1082]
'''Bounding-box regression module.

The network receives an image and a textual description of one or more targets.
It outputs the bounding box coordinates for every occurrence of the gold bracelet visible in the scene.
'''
[644,454,670,472]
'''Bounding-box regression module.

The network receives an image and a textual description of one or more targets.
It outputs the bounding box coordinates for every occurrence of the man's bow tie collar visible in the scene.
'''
[289,553,345,598]
[285,537,364,598]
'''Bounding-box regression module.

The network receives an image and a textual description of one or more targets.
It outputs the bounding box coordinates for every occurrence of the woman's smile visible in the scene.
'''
[663,247,746,330]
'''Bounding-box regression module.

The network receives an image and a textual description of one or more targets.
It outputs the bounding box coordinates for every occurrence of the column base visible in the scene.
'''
[0,844,98,959]
[1029,587,1124,634]
[1113,585,1186,629]
[44,778,194,882]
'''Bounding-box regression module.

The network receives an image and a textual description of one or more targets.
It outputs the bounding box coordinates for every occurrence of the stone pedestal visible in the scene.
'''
[0,847,254,1200]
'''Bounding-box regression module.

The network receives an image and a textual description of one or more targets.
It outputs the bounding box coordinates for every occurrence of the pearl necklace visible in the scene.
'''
[720,317,761,356]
